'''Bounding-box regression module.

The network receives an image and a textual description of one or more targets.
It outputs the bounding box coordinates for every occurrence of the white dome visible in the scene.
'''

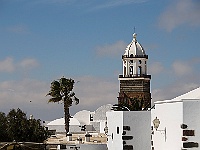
[74,110,91,125]
[93,104,112,121]
[124,33,146,56]
[47,117,80,126]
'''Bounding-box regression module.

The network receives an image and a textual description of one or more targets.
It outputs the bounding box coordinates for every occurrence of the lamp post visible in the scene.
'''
[153,117,167,142]
[104,121,108,135]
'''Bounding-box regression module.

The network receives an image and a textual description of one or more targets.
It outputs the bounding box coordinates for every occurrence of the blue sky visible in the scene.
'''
[0,0,200,121]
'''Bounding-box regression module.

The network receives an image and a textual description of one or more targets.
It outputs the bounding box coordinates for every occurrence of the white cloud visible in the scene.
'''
[43,0,73,3]
[149,62,164,75]
[93,0,148,9]
[0,76,118,120]
[151,58,200,103]
[149,57,200,103]
[149,59,198,77]
[35,0,148,7]
[0,79,53,119]
[73,76,118,111]
[18,58,39,70]
[0,57,39,73]
[158,0,200,31]
[152,82,199,103]
[7,24,30,34]
[96,41,127,57]
[172,60,193,76]
[0,57,15,73]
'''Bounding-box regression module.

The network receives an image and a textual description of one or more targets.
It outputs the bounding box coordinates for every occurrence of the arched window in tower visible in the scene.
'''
[138,66,142,75]
[130,66,133,76]
[123,61,127,76]
[124,66,126,76]
[145,65,147,74]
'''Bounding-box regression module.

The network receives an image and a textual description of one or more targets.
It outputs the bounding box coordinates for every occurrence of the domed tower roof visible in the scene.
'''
[124,33,146,57]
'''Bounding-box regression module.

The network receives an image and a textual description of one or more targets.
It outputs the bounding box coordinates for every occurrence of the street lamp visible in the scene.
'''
[153,117,160,130]
[104,121,108,135]
[153,117,167,142]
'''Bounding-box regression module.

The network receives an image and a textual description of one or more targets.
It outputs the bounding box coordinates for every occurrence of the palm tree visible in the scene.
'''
[46,77,79,135]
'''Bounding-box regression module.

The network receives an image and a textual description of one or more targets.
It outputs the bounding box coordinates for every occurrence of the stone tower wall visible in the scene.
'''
[118,79,151,109]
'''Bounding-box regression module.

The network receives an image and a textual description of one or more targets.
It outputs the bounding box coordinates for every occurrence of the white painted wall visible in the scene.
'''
[183,100,200,150]
[151,101,183,150]
[107,111,151,150]
[152,99,200,150]
[107,111,123,150]
[76,144,107,150]
[123,111,151,150]
[99,120,106,133]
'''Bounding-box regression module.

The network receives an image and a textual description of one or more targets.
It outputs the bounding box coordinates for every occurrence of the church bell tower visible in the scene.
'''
[118,33,151,109]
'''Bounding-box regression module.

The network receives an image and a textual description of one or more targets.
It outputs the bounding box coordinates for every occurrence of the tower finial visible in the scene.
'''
[133,32,137,40]
[134,26,136,33]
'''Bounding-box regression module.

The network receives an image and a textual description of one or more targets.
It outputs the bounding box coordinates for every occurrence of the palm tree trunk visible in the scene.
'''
[64,100,70,136]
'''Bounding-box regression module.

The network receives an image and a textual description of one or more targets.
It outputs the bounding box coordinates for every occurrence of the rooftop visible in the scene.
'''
[155,87,200,104]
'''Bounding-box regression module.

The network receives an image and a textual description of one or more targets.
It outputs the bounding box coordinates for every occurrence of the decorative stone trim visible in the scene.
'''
[123,145,133,150]
[122,136,133,140]
[122,131,126,135]
[183,130,195,136]
[182,137,188,141]
[183,142,198,148]
[181,124,188,129]
[123,126,130,131]
[181,124,199,149]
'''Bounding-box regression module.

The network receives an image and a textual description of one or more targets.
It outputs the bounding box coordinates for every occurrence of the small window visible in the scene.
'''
[117,127,119,134]
[60,145,66,149]
[123,126,130,131]
[139,60,142,64]
[90,114,93,121]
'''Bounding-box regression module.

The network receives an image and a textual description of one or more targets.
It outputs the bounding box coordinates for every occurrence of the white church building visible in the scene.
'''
[106,33,200,150]
[151,87,200,150]
[46,33,200,150]
[107,87,200,150]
